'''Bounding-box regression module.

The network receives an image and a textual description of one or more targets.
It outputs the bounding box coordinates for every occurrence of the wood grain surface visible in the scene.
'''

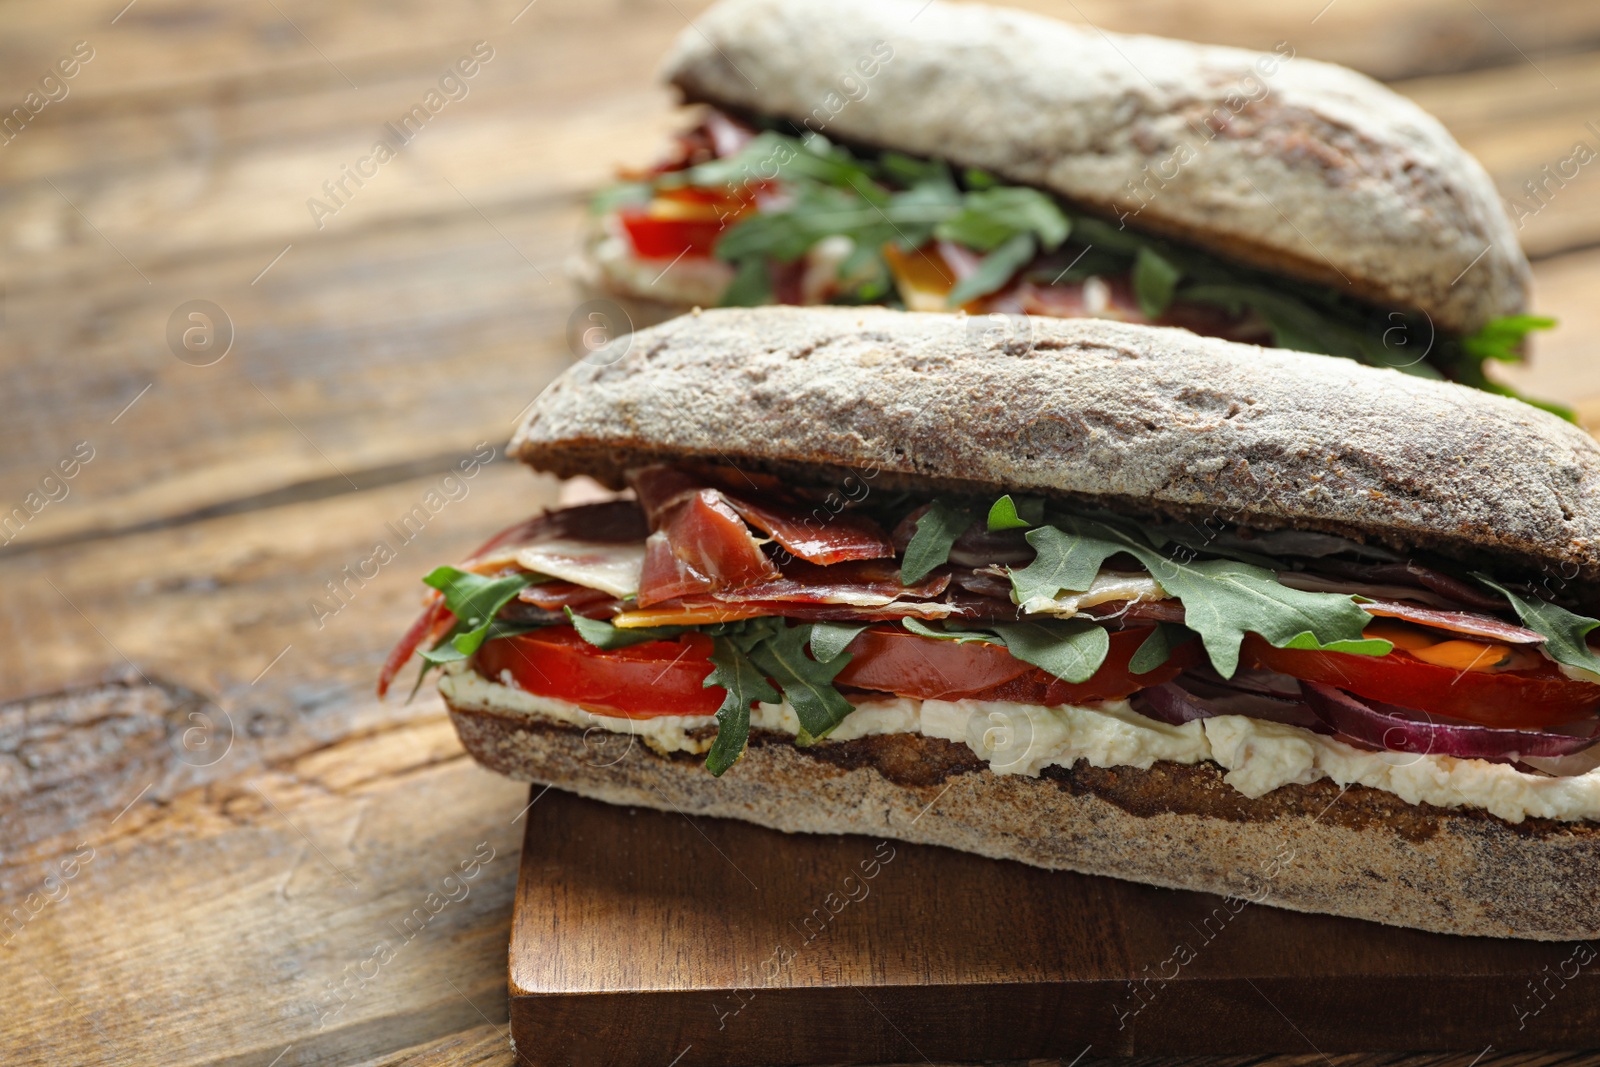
[4,0,1600,1063]
[510,790,1600,1064]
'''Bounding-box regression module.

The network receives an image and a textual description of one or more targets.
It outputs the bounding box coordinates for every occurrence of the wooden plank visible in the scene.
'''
[510,789,1600,1065]
[0,466,562,1065]
[1397,51,1600,260]
[1495,246,1600,424]
[3,677,529,1067]
[5,0,1600,554]
[1,0,1594,92]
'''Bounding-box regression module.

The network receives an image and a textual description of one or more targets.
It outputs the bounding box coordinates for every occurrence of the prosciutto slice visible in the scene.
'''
[720,495,894,565]
[471,500,647,563]
[637,531,719,607]
[518,581,620,614]
[712,559,948,606]
[1360,598,1544,645]
[632,464,894,566]
[658,490,780,588]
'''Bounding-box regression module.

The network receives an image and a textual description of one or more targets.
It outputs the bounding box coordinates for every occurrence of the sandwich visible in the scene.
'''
[580,0,1560,412]
[383,306,1600,940]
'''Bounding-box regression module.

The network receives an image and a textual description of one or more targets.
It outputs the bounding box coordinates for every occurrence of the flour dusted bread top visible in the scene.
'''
[661,0,1528,336]
[512,306,1600,582]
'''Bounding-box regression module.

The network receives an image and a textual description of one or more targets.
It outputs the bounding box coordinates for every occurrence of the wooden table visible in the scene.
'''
[4,1,1600,1063]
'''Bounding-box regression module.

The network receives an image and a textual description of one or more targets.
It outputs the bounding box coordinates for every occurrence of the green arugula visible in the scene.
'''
[948,232,1039,305]
[1006,512,1388,677]
[988,620,1110,683]
[901,500,975,584]
[565,609,689,649]
[1131,247,1181,319]
[1009,523,1125,606]
[1156,559,1390,675]
[934,187,1069,304]
[987,493,1044,531]
[704,632,780,776]
[901,617,1004,645]
[1475,574,1600,676]
[1461,315,1557,365]
[602,132,1567,414]
[808,620,872,663]
[419,567,538,666]
[744,620,856,744]
[1128,622,1194,676]
[934,187,1068,251]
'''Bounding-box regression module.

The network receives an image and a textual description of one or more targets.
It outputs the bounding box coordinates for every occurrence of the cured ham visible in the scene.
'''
[518,581,620,613]
[637,531,720,607]
[612,596,968,628]
[376,596,453,698]
[471,500,648,563]
[632,464,894,566]
[659,489,781,587]
[712,559,948,606]
[720,495,894,565]
[1360,598,1545,645]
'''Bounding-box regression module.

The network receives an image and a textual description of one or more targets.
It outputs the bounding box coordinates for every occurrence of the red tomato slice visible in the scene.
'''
[617,209,726,259]
[1241,634,1600,729]
[834,628,1032,700]
[476,627,723,718]
[475,623,1194,720]
[837,626,1197,704]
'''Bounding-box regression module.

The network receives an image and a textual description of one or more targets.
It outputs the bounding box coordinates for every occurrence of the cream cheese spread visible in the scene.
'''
[441,662,1600,823]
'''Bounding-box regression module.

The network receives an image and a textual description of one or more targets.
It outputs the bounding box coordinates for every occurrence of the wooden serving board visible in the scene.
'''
[510,788,1600,1066]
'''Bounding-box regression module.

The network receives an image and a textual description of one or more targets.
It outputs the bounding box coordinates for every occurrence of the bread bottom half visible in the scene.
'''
[448,700,1600,940]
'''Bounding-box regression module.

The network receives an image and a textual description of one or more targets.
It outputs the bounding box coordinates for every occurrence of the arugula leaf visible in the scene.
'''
[808,620,871,664]
[987,494,1044,531]
[1475,574,1600,675]
[1128,622,1193,676]
[962,167,1001,190]
[719,256,773,307]
[632,132,1568,412]
[1010,516,1388,677]
[988,620,1111,684]
[948,232,1036,306]
[1132,247,1181,319]
[901,617,1004,645]
[934,187,1069,252]
[589,181,651,215]
[1146,557,1386,677]
[879,152,958,195]
[1009,523,1124,604]
[901,500,975,584]
[744,622,856,743]
[1461,315,1556,365]
[565,609,688,649]
[419,567,537,664]
[704,635,780,776]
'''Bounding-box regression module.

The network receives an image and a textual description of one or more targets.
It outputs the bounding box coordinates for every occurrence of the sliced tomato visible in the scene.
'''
[1241,634,1600,729]
[476,627,722,718]
[617,209,726,259]
[834,628,1033,699]
[837,626,1198,704]
[475,622,1186,720]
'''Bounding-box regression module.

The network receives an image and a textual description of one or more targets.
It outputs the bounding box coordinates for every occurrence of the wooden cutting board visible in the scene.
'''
[508,788,1600,1065]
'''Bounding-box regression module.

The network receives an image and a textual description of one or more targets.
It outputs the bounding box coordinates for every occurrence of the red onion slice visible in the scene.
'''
[1299,682,1600,762]
[1132,683,1215,725]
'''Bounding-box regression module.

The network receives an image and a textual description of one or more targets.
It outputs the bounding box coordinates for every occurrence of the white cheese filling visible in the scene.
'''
[440,663,1600,824]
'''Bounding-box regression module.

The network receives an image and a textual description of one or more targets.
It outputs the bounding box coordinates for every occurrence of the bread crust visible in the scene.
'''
[511,306,1600,587]
[447,699,1600,939]
[660,0,1528,336]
